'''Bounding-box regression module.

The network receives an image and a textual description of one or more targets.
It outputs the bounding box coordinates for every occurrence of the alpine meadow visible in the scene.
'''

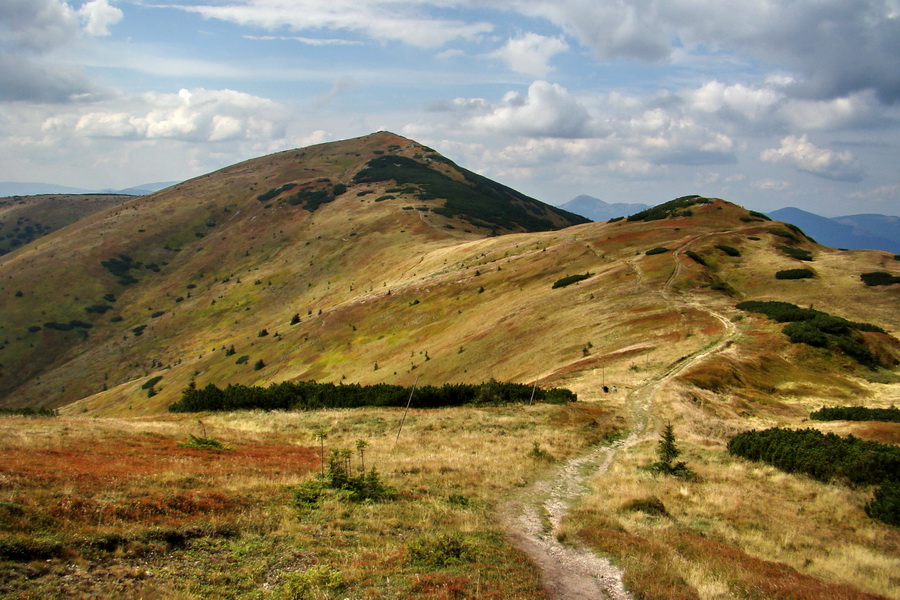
[1,132,898,600]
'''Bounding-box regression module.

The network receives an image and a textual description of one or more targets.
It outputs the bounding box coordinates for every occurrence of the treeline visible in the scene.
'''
[728,427,900,526]
[810,406,900,423]
[169,379,576,413]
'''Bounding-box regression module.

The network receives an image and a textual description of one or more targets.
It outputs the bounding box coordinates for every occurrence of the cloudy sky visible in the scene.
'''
[2,0,899,216]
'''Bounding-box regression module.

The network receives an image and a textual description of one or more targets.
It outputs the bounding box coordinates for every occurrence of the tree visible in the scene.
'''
[653,422,692,477]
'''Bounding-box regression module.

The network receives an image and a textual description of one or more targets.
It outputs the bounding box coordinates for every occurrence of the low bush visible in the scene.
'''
[407,533,473,567]
[777,245,813,261]
[169,379,576,412]
[861,271,900,286]
[279,565,343,600]
[645,247,669,255]
[865,481,900,527]
[715,245,741,257]
[776,268,815,280]
[552,272,592,288]
[684,250,706,266]
[810,406,900,422]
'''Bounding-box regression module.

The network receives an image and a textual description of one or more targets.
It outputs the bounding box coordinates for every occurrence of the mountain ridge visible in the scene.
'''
[0,132,896,417]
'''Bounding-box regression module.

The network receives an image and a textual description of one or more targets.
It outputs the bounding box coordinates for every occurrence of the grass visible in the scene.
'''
[0,402,617,598]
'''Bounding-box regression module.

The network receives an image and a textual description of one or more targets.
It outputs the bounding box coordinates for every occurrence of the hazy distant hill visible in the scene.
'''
[558,194,650,221]
[768,207,900,253]
[0,181,178,197]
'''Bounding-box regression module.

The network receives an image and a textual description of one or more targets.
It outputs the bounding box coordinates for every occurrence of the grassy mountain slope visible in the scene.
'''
[0,193,132,256]
[1,136,899,599]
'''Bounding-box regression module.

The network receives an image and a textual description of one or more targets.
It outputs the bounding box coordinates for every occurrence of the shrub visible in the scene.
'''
[777,245,813,261]
[254,359,265,371]
[141,376,163,390]
[645,247,669,255]
[748,210,771,221]
[85,303,113,314]
[715,244,741,257]
[810,406,900,423]
[290,313,300,325]
[776,268,815,280]
[257,183,297,203]
[622,496,669,517]
[727,427,900,486]
[258,329,269,337]
[178,434,229,452]
[865,481,900,527]
[407,533,473,567]
[651,422,693,478]
[861,271,900,286]
[552,272,592,288]
[684,250,706,266]
[150,311,165,318]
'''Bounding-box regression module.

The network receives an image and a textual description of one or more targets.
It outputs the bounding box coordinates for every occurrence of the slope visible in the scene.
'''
[0,131,588,412]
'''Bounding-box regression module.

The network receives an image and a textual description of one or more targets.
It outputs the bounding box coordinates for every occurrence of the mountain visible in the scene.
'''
[0,134,896,417]
[0,180,179,197]
[768,207,900,253]
[0,193,133,256]
[558,194,650,221]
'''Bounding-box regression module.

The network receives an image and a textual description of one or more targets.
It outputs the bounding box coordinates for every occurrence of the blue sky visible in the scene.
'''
[1,0,899,216]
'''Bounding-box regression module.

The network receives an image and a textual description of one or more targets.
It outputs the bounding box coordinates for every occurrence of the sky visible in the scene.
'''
[1,0,899,217]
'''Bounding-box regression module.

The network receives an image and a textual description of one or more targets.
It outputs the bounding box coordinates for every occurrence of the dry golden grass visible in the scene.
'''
[0,401,620,599]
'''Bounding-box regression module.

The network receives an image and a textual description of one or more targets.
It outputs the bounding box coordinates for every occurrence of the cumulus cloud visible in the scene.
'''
[468,80,592,138]
[78,0,123,36]
[176,0,493,48]
[760,135,864,181]
[71,88,288,143]
[486,33,568,77]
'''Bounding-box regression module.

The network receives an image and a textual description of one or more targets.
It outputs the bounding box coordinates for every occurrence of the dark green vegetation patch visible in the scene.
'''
[552,272,593,289]
[775,268,815,280]
[728,427,900,526]
[810,406,900,423]
[352,155,588,232]
[626,195,711,222]
[645,247,669,255]
[861,271,900,286]
[777,245,813,261]
[169,379,576,412]
[684,250,706,266]
[715,245,741,257]
[736,301,885,367]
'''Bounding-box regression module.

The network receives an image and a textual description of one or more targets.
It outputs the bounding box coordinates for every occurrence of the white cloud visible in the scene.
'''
[760,135,864,182]
[78,0,123,37]
[752,179,792,191]
[176,0,493,48]
[468,80,592,138]
[0,0,79,53]
[486,33,568,77]
[70,88,287,143]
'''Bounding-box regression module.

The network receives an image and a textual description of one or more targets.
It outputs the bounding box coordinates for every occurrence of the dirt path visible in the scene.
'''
[502,235,737,600]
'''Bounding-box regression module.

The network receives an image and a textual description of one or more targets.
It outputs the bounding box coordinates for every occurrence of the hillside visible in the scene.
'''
[0,193,133,256]
[0,135,895,418]
[1,134,899,599]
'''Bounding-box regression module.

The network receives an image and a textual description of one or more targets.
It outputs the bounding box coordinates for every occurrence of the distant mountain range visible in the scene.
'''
[558,195,650,221]
[766,207,900,254]
[559,195,899,253]
[0,181,178,197]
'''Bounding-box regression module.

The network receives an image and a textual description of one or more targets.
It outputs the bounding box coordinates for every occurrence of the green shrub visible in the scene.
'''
[645,247,669,255]
[775,268,815,279]
[777,245,813,261]
[810,406,900,423]
[407,533,473,567]
[782,321,827,346]
[861,271,900,286]
[236,355,250,365]
[684,250,706,266]
[727,427,900,486]
[715,244,741,257]
[748,210,771,221]
[622,496,669,517]
[552,272,592,288]
[865,481,900,527]
[178,434,229,452]
[85,303,113,314]
[257,183,297,203]
[141,376,163,390]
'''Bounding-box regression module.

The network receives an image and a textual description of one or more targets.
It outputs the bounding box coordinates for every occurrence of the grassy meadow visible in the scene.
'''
[0,401,621,599]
